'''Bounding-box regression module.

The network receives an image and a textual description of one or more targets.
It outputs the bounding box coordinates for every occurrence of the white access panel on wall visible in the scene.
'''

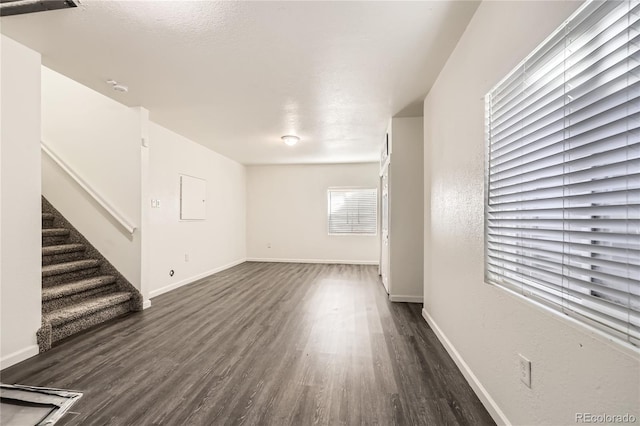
[180,174,206,220]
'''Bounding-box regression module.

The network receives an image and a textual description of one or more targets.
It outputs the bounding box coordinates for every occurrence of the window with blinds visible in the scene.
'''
[485,0,639,347]
[328,188,377,235]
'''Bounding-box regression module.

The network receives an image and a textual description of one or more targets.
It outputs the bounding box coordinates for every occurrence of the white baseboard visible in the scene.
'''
[247,257,379,266]
[0,344,39,369]
[149,258,246,299]
[142,299,152,310]
[389,294,423,303]
[421,308,510,426]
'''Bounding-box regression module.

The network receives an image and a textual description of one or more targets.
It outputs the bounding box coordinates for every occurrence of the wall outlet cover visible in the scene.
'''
[519,354,531,388]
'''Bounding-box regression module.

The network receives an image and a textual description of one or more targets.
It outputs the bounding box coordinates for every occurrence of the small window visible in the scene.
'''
[485,0,639,346]
[328,188,377,235]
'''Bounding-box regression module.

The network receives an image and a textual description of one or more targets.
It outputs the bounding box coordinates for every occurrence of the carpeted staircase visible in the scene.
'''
[37,197,142,352]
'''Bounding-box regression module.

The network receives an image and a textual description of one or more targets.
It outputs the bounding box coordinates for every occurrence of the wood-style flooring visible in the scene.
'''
[1,262,494,425]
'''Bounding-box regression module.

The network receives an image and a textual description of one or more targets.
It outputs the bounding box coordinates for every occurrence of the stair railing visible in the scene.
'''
[41,141,137,234]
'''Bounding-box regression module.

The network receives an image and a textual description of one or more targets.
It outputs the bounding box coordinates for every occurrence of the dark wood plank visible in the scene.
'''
[1,262,494,426]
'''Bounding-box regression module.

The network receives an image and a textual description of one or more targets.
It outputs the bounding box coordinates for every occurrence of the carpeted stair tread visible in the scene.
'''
[42,213,55,220]
[42,259,101,277]
[42,243,85,256]
[42,275,117,301]
[44,292,132,327]
[42,228,69,237]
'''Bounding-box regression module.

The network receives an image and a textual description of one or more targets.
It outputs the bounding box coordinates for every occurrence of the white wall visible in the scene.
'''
[41,67,143,292]
[422,2,639,425]
[247,163,379,264]
[0,35,42,367]
[148,122,246,297]
[388,117,423,302]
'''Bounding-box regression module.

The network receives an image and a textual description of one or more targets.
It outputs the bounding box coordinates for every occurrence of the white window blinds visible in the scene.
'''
[328,189,377,235]
[485,0,639,347]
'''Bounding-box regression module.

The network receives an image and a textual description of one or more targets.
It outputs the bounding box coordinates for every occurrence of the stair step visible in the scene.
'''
[42,228,69,237]
[42,243,85,256]
[42,259,101,277]
[42,213,55,228]
[42,275,117,302]
[44,292,132,327]
[42,244,86,266]
[42,228,70,245]
[42,243,87,266]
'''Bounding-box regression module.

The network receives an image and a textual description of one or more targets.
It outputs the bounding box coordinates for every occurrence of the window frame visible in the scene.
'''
[483,0,639,351]
[327,187,378,237]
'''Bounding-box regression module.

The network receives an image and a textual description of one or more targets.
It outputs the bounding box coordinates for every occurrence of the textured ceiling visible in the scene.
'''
[1,1,479,165]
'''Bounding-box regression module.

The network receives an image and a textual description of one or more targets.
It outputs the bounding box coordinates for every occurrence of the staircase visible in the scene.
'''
[37,197,142,352]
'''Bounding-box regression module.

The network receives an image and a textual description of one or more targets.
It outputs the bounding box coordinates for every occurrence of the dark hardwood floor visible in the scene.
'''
[1,262,494,426]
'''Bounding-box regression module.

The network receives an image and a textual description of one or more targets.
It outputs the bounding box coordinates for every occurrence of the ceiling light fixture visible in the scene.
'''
[281,135,300,146]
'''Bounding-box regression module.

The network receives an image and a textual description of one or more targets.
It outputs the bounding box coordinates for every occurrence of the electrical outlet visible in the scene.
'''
[185,254,189,262]
[267,243,271,249]
[519,354,531,388]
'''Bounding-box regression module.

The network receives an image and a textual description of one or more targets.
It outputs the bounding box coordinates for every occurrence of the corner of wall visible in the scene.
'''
[1,34,42,367]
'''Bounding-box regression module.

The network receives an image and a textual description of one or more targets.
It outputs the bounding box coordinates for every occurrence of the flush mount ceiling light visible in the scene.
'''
[281,135,300,146]
[106,79,128,93]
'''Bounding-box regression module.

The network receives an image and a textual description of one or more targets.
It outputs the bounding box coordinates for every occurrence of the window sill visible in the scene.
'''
[485,280,640,360]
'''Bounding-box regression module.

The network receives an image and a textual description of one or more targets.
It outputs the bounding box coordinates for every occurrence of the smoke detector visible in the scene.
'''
[106,79,128,93]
